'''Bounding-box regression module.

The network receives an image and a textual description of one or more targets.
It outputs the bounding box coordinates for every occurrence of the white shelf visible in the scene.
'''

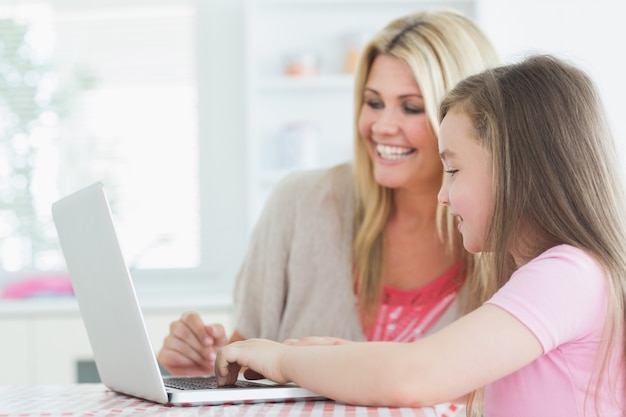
[257,74,354,91]
[256,0,472,6]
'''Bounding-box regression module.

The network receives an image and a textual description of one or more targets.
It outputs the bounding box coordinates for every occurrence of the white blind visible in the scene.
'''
[0,0,199,272]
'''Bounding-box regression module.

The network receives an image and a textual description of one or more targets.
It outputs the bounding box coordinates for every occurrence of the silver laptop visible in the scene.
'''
[51,182,323,406]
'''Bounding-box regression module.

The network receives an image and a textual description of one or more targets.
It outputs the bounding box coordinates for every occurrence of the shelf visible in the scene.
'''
[256,0,471,5]
[257,74,354,91]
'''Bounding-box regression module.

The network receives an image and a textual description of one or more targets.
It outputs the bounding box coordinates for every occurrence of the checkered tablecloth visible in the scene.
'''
[0,384,465,417]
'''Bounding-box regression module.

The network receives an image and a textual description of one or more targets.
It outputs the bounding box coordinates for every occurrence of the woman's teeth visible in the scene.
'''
[376,144,415,160]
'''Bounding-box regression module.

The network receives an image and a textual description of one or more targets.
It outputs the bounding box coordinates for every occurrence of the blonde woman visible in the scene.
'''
[159,9,499,376]
[215,55,626,417]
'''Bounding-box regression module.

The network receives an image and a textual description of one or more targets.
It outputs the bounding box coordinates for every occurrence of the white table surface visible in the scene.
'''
[0,384,465,417]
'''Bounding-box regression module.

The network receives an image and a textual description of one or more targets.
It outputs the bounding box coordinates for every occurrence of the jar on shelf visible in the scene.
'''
[284,51,320,77]
[343,31,374,74]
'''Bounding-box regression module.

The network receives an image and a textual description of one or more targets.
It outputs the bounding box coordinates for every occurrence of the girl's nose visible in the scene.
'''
[438,182,450,206]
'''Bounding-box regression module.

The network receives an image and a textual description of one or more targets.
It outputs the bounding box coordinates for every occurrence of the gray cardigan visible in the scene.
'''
[233,162,459,342]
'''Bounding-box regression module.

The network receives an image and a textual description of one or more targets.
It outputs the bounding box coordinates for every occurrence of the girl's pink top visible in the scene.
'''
[485,244,625,417]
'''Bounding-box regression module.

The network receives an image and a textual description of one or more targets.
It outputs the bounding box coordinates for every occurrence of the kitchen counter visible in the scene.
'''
[0,291,232,317]
[0,274,234,318]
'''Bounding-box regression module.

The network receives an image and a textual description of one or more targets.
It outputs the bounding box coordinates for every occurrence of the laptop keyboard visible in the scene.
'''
[164,376,263,390]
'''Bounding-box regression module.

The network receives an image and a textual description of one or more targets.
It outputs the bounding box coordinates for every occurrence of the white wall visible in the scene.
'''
[197,0,248,285]
[478,0,626,162]
[198,0,626,281]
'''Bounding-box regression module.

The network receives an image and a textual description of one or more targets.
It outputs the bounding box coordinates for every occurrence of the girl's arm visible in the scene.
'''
[215,304,543,407]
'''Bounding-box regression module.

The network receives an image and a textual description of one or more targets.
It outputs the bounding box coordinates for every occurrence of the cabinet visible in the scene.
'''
[242,0,475,224]
[32,312,233,383]
[0,319,31,383]
[0,301,233,384]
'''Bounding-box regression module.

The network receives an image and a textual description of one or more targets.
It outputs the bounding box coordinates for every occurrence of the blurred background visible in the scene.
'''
[0,0,624,383]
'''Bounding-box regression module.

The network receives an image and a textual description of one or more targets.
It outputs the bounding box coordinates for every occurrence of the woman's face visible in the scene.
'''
[438,107,493,253]
[358,55,442,192]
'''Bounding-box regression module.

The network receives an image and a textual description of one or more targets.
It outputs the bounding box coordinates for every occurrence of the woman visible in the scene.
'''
[158,9,499,376]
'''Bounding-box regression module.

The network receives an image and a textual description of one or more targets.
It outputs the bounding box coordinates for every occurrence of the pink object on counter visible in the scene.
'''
[1,274,74,298]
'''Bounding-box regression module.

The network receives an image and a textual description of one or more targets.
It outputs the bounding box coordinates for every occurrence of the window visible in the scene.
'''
[0,1,203,279]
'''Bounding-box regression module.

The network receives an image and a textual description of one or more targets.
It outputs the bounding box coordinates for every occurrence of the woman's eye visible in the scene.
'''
[403,105,424,115]
[444,169,458,176]
[365,99,383,109]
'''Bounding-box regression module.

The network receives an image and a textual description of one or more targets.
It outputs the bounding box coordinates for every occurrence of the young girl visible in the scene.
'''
[214,55,626,417]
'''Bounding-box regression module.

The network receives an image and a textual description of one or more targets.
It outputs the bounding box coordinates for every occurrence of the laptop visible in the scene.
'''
[51,182,324,406]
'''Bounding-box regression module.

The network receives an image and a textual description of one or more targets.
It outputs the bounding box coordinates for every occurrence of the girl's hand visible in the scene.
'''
[238,337,352,380]
[215,338,290,386]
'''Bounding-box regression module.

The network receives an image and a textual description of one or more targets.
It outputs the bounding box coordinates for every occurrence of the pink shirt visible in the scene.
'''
[366,262,463,342]
[485,245,625,417]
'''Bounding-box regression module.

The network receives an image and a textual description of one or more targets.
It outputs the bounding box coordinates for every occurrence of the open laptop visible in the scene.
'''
[51,182,324,406]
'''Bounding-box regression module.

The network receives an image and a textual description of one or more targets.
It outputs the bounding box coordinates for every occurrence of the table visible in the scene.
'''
[0,384,465,417]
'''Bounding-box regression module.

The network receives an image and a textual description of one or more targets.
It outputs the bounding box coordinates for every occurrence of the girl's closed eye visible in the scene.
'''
[444,168,458,176]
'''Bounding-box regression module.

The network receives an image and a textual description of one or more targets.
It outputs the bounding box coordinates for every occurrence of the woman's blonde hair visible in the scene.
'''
[352,9,499,319]
[440,54,626,415]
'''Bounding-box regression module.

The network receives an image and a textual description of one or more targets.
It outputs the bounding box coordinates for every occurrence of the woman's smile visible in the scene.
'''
[375,144,417,161]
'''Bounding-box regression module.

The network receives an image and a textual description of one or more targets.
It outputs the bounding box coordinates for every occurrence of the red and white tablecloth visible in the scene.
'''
[0,384,465,417]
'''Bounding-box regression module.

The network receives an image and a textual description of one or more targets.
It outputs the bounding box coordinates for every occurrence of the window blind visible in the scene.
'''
[0,0,199,272]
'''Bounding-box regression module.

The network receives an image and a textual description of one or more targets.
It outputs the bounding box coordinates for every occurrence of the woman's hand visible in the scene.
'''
[157,312,228,376]
[215,339,291,386]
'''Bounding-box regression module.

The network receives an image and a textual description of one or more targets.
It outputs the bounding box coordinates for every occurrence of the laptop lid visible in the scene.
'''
[51,182,323,405]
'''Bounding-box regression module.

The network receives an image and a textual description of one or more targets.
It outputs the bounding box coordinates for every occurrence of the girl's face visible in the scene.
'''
[438,107,493,253]
[358,55,442,191]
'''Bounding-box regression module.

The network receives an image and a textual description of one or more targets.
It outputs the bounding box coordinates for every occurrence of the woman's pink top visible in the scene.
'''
[366,262,463,342]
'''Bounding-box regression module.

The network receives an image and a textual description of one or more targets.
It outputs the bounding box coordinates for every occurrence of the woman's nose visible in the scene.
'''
[371,121,400,136]
[371,111,400,136]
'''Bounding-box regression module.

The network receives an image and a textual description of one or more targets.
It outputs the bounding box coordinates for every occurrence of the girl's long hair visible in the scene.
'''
[440,54,626,416]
